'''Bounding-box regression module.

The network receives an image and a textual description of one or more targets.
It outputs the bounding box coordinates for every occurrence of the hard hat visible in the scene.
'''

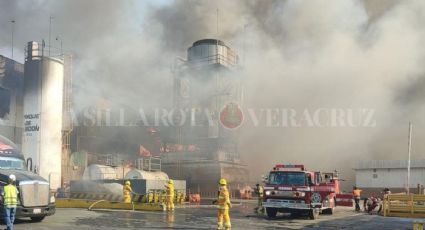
[125,180,131,185]
[168,179,173,185]
[9,174,16,181]
[219,178,227,185]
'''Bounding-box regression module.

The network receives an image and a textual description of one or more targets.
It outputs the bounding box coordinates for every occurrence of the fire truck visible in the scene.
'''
[262,164,352,219]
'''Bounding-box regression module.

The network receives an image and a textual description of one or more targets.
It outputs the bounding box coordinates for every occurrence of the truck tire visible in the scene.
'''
[266,207,277,218]
[30,216,45,222]
[309,209,319,220]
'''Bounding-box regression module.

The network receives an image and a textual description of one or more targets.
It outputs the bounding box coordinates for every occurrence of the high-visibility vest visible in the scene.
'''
[217,187,230,210]
[4,184,18,208]
[353,189,362,197]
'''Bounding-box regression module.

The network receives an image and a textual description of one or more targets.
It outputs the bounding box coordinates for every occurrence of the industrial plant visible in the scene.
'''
[0,38,249,196]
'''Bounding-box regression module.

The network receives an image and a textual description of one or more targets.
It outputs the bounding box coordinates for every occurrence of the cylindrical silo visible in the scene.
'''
[22,41,64,189]
[187,39,238,68]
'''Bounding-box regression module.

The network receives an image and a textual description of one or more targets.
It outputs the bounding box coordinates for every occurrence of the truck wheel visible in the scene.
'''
[309,209,319,220]
[30,216,45,222]
[266,208,277,218]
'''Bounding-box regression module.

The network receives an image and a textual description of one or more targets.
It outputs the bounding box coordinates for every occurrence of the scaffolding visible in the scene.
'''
[61,54,73,186]
[136,156,162,172]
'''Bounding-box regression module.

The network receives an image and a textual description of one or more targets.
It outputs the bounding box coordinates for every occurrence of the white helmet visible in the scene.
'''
[9,174,16,181]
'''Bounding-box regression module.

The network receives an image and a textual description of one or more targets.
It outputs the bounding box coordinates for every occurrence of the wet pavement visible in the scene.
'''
[8,202,422,229]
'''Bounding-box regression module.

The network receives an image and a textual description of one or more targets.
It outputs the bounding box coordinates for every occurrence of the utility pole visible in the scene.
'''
[11,20,15,59]
[407,122,412,194]
[56,36,63,56]
[216,9,219,36]
[49,16,53,56]
[243,24,248,66]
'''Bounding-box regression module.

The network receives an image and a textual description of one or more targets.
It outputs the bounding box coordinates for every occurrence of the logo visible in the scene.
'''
[219,102,244,129]
[311,193,322,203]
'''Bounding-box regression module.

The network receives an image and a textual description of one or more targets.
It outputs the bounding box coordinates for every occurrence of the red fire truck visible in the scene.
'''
[262,164,352,219]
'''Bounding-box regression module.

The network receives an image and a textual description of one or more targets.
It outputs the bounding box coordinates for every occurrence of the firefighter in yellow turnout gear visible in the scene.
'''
[165,179,175,211]
[123,180,133,203]
[217,178,232,230]
[254,183,264,213]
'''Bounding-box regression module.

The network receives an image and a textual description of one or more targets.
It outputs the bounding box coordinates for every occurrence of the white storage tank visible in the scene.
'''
[22,41,64,189]
[125,169,169,181]
[82,164,118,180]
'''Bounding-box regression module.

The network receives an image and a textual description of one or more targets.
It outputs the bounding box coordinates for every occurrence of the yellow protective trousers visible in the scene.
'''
[166,195,174,210]
[217,208,231,229]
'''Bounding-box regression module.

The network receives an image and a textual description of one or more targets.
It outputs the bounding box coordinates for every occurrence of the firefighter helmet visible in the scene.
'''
[125,180,131,186]
[219,178,227,185]
[168,179,174,185]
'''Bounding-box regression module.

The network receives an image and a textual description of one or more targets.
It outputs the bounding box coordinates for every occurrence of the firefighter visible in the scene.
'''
[123,180,133,203]
[254,183,264,213]
[2,174,18,230]
[165,179,175,211]
[352,186,362,212]
[217,178,232,230]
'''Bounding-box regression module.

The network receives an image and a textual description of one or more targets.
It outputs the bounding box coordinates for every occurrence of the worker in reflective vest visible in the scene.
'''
[352,186,362,212]
[2,174,18,230]
[165,179,175,211]
[217,178,232,230]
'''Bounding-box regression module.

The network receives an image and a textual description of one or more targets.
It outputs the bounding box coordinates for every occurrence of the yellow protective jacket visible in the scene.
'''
[3,184,18,208]
[123,184,133,196]
[165,184,174,198]
[217,187,231,210]
[257,186,264,197]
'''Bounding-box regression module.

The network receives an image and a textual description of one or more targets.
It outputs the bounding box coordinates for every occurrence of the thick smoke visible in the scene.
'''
[1,0,425,188]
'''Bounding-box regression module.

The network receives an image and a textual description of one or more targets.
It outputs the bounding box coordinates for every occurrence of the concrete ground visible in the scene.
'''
[7,202,423,230]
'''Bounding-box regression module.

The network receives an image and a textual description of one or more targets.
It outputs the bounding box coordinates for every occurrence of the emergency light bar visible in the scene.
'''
[273,164,305,171]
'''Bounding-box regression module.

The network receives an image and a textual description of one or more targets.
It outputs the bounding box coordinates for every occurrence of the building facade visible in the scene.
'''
[355,159,425,196]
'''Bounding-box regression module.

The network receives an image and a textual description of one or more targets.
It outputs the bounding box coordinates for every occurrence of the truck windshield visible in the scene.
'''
[0,157,25,170]
[268,172,306,186]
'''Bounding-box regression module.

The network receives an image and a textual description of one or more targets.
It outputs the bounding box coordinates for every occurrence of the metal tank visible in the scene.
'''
[187,39,238,68]
[22,41,64,189]
[82,164,118,180]
[125,169,169,181]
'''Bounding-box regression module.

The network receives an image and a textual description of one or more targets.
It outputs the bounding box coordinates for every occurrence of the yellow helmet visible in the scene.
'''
[125,180,131,185]
[168,179,174,185]
[219,178,227,185]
